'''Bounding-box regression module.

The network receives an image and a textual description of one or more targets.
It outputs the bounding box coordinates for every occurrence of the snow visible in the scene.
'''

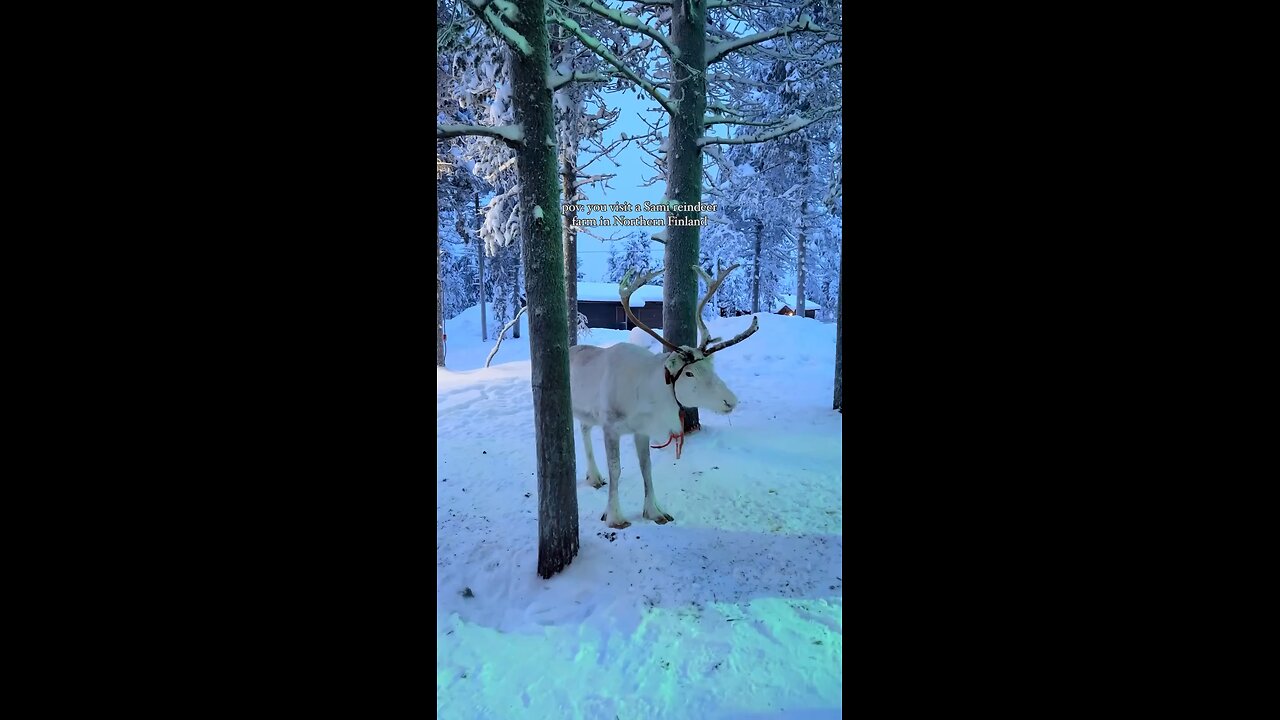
[492,0,518,20]
[576,281,662,306]
[487,12,532,55]
[437,123,525,144]
[533,205,544,219]
[774,294,823,311]
[443,303,529,370]
[438,313,842,718]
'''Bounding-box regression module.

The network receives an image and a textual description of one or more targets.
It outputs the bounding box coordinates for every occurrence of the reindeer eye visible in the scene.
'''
[685,372,694,377]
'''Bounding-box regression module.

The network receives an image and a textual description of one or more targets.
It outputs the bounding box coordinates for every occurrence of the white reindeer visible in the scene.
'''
[569,264,759,529]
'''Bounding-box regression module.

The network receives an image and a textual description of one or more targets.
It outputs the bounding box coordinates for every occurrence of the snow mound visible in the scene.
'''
[626,325,663,349]
[706,313,835,356]
[447,302,527,334]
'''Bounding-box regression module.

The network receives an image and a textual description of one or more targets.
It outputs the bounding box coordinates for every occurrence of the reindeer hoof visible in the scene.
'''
[644,509,675,524]
[609,520,631,529]
[586,477,605,489]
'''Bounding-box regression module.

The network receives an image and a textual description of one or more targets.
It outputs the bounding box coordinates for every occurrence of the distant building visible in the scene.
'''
[772,294,822,319]
[576,282,664,330]
[720,294,823,319]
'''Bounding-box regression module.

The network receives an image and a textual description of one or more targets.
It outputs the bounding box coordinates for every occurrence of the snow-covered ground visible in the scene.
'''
[437,306,843,719]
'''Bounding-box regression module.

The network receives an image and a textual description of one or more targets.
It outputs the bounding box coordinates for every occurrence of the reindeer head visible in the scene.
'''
[620,264,760,415]
[662,348,739,413]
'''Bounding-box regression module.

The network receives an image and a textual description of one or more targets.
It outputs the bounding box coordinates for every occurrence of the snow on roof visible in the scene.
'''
[773,294,823,311]
[577,282,663,307]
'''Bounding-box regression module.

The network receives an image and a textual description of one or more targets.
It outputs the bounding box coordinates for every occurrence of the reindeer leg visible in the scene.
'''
[600,426,629,529]
[580,423,605,488]
[636,435,675,524]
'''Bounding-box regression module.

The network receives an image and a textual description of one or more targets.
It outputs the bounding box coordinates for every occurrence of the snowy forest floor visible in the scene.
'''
[437,308,843,719]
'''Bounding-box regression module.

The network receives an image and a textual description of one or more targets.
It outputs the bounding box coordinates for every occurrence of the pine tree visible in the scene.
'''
[551,0,839,433]
[438,0,580,578]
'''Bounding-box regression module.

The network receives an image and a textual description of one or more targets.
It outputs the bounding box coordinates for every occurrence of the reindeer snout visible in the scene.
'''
[721,396,737,413]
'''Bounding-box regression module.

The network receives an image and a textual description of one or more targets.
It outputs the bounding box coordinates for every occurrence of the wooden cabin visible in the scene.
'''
[720,294,824,319]
[576,282,664,330]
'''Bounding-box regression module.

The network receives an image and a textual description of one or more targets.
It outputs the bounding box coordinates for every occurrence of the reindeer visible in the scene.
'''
[569,264,759,529]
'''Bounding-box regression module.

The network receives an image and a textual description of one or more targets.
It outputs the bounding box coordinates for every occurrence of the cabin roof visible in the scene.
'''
[577,282,663,307]
[773,294,823,311]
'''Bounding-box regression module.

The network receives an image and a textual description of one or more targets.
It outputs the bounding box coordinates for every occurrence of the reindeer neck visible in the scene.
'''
[648,352,688,432]
[652,353,680,406]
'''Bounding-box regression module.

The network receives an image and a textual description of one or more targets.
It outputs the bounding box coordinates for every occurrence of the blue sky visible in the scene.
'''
[573,91,665,282]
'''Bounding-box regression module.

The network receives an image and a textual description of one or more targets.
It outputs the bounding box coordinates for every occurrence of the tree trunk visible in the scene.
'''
[511,244,522,339]
[797,199,807,317]
[834,257,842,412]
[752,219,762,314]
[664,0,708,434]
[477,192,487,341]
[510,2,579,579]
[437,229,446,367]
[797,144,809,317]
[563,156,578,346]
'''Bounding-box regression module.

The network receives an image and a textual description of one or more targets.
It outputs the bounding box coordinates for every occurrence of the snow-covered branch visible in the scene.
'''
[706,0,803,7]
[461,0,532,55]
[703,115,781,127]
[548,70,611,90]
[553,12,675,115]
[437,124,525,148]
[575,0,676,56]
[697,108,837,146]
[574,172,617,189]
[705,14,825,64]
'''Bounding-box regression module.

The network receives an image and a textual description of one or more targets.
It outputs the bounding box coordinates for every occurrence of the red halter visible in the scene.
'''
[652,365,689,459]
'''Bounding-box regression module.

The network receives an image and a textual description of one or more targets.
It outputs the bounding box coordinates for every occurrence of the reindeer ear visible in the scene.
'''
[664,354,685,375]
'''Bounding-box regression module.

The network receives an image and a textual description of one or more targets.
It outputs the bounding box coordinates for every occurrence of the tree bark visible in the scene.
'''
[511,245,522,339]
[437,228,446,367]
[797,144,809,317]
[476,192,487,341]
[797,199,807,317]
[510,0,579,579]
[752,219,762,314]
[563,156,578,346]
[834,257,842,412]
[664,0,708,433]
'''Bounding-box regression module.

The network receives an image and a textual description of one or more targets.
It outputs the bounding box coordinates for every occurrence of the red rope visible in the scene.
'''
[651,409,685,459]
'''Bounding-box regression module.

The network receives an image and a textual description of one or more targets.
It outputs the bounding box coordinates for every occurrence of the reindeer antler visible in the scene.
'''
[704,316,759,355]
[694,264,737,351]
[620,268,684,355]
[692,263,760,355]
